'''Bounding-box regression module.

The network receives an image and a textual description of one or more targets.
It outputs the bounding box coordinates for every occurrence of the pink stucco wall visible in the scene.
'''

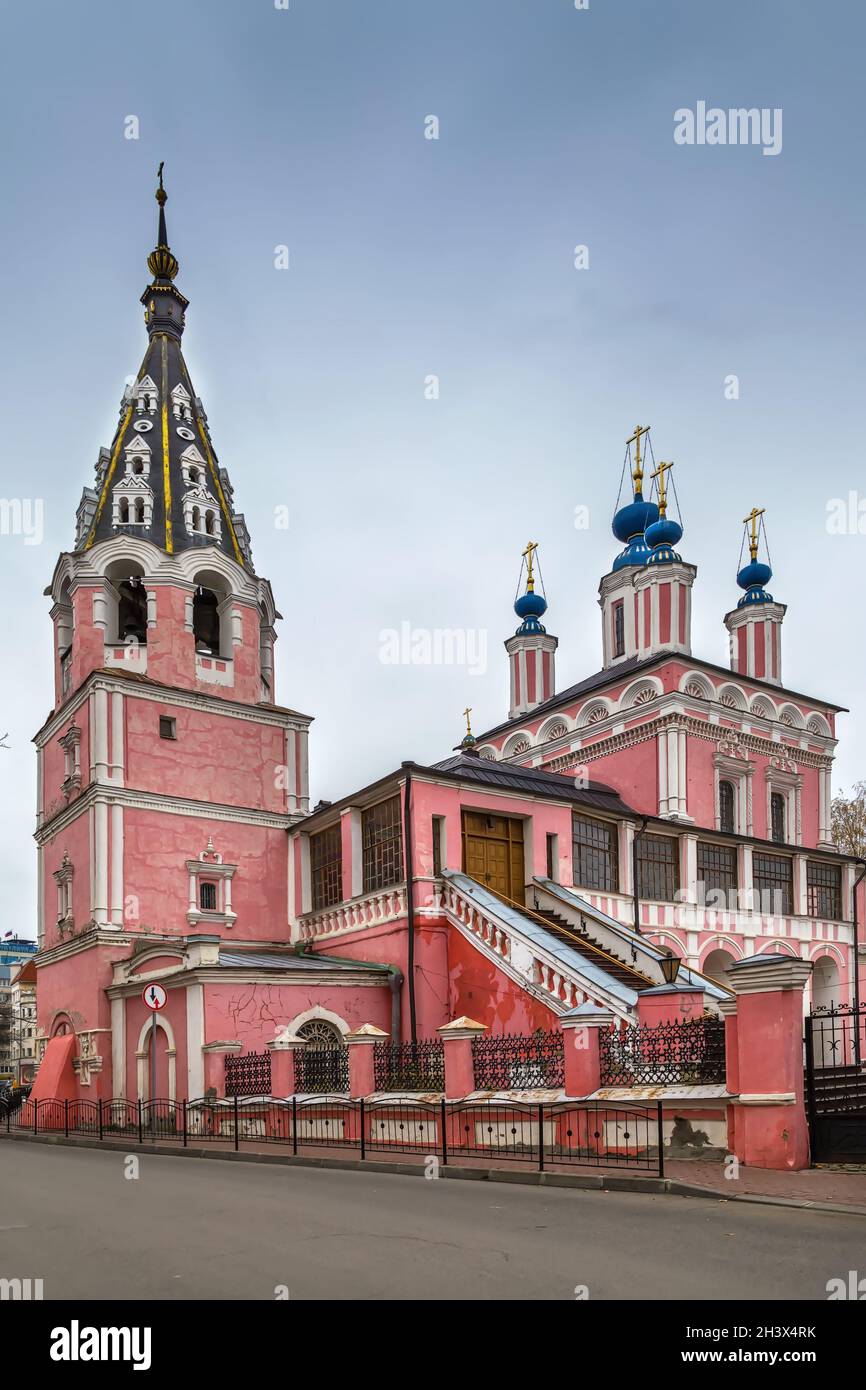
[123,808,287,939]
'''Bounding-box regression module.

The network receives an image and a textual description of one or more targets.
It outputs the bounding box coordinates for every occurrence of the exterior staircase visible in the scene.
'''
[530,907,653,991]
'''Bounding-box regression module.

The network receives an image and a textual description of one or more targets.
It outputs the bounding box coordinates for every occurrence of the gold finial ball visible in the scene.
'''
[147,246,179,281]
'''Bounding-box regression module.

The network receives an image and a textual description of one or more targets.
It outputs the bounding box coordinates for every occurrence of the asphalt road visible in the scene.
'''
[0,1141,863,1300]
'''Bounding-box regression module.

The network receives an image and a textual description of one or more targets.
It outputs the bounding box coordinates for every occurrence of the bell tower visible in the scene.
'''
[35,169,312,978]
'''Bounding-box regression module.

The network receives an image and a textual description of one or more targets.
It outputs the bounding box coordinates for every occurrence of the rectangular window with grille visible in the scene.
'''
[310,824,343,910]
[696,841,737,899]
[752,851,793,915]
[362,796,404,893]
[636,833,679,902]
[806,860,843,921]
[573,815,619,892]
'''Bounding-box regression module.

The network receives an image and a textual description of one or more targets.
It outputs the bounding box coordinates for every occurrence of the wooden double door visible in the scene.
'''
[461,811,525,902]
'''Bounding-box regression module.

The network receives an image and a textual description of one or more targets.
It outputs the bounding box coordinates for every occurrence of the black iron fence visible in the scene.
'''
[373,1040,445,1092]
[599,1016,726,1087]
[225,1050,272,1097]
[805,1004,866,1163]
[294,1046,349,1094]
[471,1030,565,1090]
[1,1094,664,1174]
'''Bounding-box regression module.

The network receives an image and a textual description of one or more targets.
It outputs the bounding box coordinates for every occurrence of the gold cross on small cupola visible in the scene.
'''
[626,424,650,491]
[651,461,674,517]
[463,707,473,738]
[743,506,766,562]
[522,540,538,592]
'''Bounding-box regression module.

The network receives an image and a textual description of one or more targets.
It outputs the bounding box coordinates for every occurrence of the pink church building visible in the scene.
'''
[32,179,863,1104]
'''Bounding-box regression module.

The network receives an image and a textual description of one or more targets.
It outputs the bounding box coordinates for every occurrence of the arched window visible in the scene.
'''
[134,498,145,524]
[192,586,221,655]
[199,881,217,911]
[117,579,147,644]
[719,780,735,834]
[132,457,144,475]
[205,510,215,536]
[119,498,130,524]
[191,505,201,531]
[296,1020,348,1093]
[771,792,786,844]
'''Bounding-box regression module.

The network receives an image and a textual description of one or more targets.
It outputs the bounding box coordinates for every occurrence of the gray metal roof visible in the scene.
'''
[429,753,636,815]
[218,950,389,974]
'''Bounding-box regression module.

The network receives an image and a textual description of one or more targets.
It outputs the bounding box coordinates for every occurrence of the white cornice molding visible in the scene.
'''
[35,670,311,748]
[35,783,300,844]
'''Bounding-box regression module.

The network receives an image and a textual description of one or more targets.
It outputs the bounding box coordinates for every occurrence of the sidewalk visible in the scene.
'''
[667,1158,866,1209]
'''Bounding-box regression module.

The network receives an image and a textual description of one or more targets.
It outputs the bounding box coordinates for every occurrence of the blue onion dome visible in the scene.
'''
[514,588,547,635]
[611,491,660,569]
[612,493,659,544]
[737,559,773,606]
[645,514,683,566]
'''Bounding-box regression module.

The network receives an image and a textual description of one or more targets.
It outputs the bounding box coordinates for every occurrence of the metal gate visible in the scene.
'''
[805,1004,866,1163]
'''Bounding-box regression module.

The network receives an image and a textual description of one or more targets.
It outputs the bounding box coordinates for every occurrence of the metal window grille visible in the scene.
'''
[310,824,343,910]
[718,780,735,834]
[599,1017,726,1087]
[471,1031,564,1090]
[752,851,793,915]
[199,881,217,911]
[572,815,619,893]
[294,1046,349,1094]
[225,1050,271,1097]
[806,861,842,921]
[362,796,404,893]
[696,841,737,898]
[432,817,443,877]
[636,832,679,902]
[373,1040,445,1092]
[770,792,786,844]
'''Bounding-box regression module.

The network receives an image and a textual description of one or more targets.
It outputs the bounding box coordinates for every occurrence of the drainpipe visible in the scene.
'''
[388,967,404,1045]
[852,860,866,1065]
[401,763,418,1043]
[632,817,648,938]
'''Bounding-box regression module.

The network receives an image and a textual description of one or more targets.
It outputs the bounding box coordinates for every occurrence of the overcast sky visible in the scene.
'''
[1,0,864,934]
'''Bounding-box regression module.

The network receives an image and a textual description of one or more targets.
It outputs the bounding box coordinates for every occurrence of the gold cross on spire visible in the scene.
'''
[522,540,538,593]
[743,506,765,562]
[463,707,473,737]
[626,425,650,491]
[651,461,674,517]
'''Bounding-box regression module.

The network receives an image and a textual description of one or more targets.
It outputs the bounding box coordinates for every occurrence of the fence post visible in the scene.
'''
[138,1099,143,1144]
[537,1103,545,1172]
[233,1093,239,1151]
[292,1095,298,1155]
[64,1098,69,1138]
[656,1101,665,1178]
[437,1017,487,1097]
[183,1099,187,1148]
[34,1100,38,1136]
[360,1098,366,1161]
[440,1099,448,1166]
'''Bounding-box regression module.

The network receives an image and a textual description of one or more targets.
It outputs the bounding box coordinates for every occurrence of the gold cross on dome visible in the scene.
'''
[522,540,538,592]
[651,461,674,517]
[743,506,765,561]
[463,707,473,737]
[626,424,650,490]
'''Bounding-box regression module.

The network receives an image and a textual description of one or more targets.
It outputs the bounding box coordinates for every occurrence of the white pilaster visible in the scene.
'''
[186,984,205,1099]
[111,995,126,1098]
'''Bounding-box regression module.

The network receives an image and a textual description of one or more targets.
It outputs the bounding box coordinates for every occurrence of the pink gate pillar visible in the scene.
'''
[559,1005,613,1096]
[636,983,705,1027]
[718,997,740,1155]
[727,953,813,1170]
[202,1041,242,1098]
[437,1017,487,1098]
[266,1033,305,1097]
[345,1024,389,1098]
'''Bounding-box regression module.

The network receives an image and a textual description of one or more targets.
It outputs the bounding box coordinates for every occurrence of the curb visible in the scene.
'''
[2,1131,864,1214]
